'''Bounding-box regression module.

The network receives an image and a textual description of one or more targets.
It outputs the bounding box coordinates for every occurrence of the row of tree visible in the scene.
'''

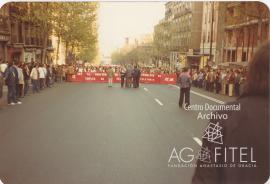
[11,2,98,63]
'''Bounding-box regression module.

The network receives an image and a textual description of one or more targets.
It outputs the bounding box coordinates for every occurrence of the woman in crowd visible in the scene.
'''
[192,42,269,184]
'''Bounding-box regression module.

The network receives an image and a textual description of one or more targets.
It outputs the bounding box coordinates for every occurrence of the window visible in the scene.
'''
[242,51,247,62]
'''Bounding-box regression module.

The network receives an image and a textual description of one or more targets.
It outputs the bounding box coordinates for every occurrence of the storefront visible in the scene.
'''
[24,48,36,63]
[8,46,24,63]
[187,55,200,69]
[0,34,10,62]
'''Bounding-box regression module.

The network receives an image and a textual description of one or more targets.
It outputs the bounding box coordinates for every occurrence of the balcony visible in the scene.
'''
[0,16,10,35]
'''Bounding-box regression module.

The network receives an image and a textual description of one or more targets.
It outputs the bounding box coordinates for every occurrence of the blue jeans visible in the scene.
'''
[7,85,16,104]
[32,79,39,93]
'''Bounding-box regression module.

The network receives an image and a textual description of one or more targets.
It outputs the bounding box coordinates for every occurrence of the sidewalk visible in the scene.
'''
[171,84,237,103]
[0,86,7,106]
[191,86,237,103]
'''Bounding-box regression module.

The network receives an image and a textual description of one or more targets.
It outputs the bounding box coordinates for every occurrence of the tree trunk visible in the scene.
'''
[65,41,69,64]
[241,28,245,62]
[41,32,48,64]
[246,27,250,62]
[251,27,255,58]
[56,35,61,62]
[257,18,262,45]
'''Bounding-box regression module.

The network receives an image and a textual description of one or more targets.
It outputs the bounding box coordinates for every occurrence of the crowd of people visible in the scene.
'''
[188,67,247,97]
[0,60,69,106]
[106,65,141,88]
[68,63,247,97]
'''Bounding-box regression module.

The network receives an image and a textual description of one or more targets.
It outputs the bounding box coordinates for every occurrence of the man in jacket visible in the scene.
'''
[132,65,141,88]
[179,67,192,108]
[4,61,21,105]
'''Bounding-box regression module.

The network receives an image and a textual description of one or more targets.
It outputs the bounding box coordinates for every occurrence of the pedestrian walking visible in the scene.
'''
[192,42,270,184]
[178,67,192,108]
[107,66,114,87]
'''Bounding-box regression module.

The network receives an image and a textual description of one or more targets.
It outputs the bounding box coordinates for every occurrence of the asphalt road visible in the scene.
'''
[0,83,234,184]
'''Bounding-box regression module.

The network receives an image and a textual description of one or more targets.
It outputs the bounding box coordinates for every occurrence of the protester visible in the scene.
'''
[178,67,192,108]
[0,58,5,99]
[126,65,133,88]
[192,42,269,184]
[46,65,52,88]
[120,65,126,88]
[4,61,21,105]
[23,64,30,96]
[38,64,46,90]
[30,64,40,93]
[107,66,114,87]
[132,65,141,88]
[16,63,24,98]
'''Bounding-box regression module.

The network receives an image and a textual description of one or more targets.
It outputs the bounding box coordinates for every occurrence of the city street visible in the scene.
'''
[0,83,233,184]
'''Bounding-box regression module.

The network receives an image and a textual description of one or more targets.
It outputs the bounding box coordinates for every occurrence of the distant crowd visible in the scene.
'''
[72,64,247,97]
[188,68,247,97]
[0,60,68,106]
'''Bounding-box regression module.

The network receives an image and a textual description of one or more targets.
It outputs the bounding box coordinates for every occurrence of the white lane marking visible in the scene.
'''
[193,137,202,147]
[168,84,225,104]
[155,98,164,106]
[0,179,4,184]
[169,84,180,89]
[143,87,149,92]
[190,91,225,104]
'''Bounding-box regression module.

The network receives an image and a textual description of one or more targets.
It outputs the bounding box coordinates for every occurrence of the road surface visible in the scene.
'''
[0,83,234,184]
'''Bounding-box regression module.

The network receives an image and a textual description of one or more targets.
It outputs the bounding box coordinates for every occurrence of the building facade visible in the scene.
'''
[0,3,54,64]
[154,2,203,69]
[222,2,269,64]
[0,4,10,62]
[200,2,226,68]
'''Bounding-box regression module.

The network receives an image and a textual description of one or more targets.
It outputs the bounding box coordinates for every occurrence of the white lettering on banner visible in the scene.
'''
[72,75,76,79]
[101,78,105,80]
[85,77,95,81]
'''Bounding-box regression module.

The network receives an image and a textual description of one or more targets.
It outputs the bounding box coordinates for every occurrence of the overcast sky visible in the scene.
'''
[98,2,165,57]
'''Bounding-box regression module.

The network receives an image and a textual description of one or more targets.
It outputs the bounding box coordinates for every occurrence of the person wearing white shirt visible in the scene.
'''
[38,64,45,89]
[0,58,6,98]
[30,64,39,93]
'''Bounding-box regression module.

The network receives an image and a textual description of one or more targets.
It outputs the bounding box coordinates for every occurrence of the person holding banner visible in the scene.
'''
[120,65,126,88]
[107,66,115,87]
[126,65,133,88]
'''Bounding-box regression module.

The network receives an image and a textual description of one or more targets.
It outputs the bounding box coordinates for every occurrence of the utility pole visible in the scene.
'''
[209,2,214,64]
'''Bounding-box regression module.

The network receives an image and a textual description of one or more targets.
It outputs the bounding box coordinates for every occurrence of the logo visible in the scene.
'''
[202,122,223,145]
[196,147,211,163]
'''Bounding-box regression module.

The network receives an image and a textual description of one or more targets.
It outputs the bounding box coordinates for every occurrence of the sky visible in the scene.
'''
[98,2,165,57]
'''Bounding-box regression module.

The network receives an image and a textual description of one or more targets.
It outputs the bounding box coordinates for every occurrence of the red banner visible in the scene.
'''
[67,72,176,85]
